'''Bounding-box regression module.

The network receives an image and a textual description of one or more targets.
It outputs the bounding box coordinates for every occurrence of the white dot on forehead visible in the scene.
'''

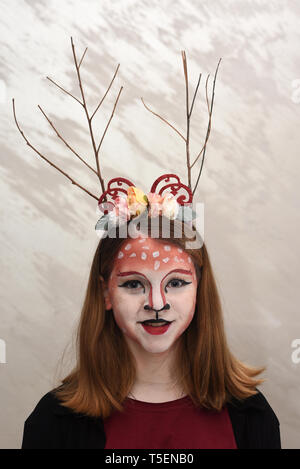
[138,239,146,243]
[124,244,131,250]
[141,252,147,260]
[163,257,170,263]
[142,246,150,250]
[174,256,180,262]
[154,260,160,270]
[152,251,160,258]
[164,245,171,251]
[188,257,191,263]
[118,251,124,259]
[177,248,183,253]
[129,252,136,257]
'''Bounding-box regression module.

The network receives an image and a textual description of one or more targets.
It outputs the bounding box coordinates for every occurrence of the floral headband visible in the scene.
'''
[12,37,221,233]
[95,174,197,232]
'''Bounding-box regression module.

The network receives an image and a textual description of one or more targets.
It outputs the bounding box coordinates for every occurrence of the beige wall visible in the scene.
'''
[1,0,299,449]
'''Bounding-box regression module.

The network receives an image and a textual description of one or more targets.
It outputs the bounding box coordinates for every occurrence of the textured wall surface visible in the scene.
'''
[0,0,299,449]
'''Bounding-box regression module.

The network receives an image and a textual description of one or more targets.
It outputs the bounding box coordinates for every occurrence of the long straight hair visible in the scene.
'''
[53,216,265,418]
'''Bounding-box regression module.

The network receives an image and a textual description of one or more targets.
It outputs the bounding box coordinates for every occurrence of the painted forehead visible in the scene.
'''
[112,237,195,275]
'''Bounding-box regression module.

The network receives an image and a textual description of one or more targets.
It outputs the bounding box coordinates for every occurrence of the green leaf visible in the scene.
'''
[95,215,109,231]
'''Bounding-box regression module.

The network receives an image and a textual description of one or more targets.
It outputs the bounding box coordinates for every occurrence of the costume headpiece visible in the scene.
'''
[12,37,221,234]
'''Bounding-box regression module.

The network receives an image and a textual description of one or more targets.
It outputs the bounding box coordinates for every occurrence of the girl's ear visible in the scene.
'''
[99,275,112,311]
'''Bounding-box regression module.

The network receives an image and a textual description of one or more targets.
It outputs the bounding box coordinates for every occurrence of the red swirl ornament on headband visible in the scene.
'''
[98,177,135,215]
[98,177,135,204]
[150,174,193,205]
[98,174,193,208]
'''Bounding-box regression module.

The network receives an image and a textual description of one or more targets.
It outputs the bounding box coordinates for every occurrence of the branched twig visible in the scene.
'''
[140,97,186,142]
[96,86,123,154]
[182,51,204,190]
[12,98,98,200]
[190,74,211,170]
[141,52,222,196]
[13,36,124,204]
[90,63,120,121]
[69,37,123,196]
[78,47,88,69]
[182,51,191,189]
[70,36,103,194]
[189,72,202,118]
[46,75,83,106]
[38,105,98,176]
[192,58,222,196]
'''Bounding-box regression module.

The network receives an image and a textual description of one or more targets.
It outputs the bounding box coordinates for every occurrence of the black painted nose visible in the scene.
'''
[144,304,170,312]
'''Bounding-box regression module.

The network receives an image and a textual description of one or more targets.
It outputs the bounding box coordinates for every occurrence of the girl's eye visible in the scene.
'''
[119,280,143,290]
[166,278,191,289]
[119,278,192,291]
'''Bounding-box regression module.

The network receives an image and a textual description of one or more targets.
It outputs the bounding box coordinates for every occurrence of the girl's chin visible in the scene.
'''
[123,330,175,351]
[137,343,175,354]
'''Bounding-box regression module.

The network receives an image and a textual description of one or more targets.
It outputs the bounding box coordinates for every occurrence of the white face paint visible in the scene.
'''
[103,237,198,354]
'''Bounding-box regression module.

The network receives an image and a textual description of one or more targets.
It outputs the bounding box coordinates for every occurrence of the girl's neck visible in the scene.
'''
[128,382,186,403]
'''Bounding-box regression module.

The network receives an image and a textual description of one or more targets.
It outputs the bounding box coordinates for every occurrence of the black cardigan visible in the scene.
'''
[21,388,281,449]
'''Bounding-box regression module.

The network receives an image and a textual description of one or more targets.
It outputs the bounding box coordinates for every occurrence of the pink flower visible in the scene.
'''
[147,192,164,217]
[113,196,130,221]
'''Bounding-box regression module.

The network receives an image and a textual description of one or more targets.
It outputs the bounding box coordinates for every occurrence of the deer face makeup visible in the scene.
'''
[103,237,198,354]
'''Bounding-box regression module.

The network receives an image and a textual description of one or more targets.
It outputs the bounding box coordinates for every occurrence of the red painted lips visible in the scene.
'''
[141,323,172,335]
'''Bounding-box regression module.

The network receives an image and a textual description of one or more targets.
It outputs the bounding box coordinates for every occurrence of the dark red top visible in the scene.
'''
[103,395,237,449]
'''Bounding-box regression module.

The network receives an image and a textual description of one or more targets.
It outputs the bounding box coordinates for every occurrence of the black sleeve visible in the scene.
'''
[247,394,281,449]
[21,392,63,449]
[21,390,107,449]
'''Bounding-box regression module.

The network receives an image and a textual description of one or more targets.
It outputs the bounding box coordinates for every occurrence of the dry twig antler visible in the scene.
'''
[141,53,222,196]
[12,36,123,202]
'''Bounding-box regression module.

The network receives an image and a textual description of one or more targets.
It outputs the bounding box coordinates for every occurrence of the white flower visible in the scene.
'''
[161,193,180,220]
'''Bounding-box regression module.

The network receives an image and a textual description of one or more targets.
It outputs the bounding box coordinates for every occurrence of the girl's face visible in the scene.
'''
[103,237,198,354]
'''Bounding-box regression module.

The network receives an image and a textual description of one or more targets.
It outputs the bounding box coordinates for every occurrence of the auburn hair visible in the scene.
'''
[53,215,265,418]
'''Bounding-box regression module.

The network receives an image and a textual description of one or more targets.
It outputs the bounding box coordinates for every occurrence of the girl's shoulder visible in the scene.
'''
[226,388,281,449]
[227,388,279,420]
[24,386,75,421]
[21,388,101,449]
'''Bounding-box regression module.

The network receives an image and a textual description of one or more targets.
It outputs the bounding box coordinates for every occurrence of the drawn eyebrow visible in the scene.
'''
[160,269,192,282]
[117,269,193,281]
[117,271,147,278]
[164,269,192,276]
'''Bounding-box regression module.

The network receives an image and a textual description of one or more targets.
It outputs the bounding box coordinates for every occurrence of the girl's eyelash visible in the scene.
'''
[119,280,143,289]
[119,278,192,289]
[166,278,191,288]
